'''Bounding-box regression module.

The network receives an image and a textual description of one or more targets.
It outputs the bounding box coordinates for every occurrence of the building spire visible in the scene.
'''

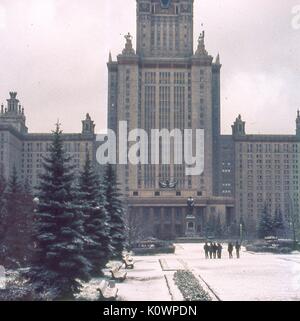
[109,51,112,63]
[216,53,220,64]
[296,110,300,137]
[0,92,28,133]
[232,114,246,137]
[7,92,19,114]
[82,113,95,135]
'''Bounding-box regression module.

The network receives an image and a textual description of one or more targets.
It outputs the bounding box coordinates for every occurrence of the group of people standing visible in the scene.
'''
[204,241,241,259]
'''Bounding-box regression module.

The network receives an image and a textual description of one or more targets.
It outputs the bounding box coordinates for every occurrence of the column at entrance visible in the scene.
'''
[196,207,205,235]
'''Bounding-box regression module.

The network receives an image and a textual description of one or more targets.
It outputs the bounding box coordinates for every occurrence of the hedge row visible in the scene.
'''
[246,245,293,254]
[174,270,212,301]
[132,245,175,256]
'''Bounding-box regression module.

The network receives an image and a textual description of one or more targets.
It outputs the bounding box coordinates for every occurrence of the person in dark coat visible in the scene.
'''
[204,242,209,259]
[209,242,213,259]
[235,241,241,259]
[217,243,223,259]
[228,243,234,259]
[212,243,218,259]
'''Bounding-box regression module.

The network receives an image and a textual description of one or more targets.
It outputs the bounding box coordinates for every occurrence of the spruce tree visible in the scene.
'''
[103,164,126,259]
[0,169,6,199]
[258,203,274,239]
[1,166,32,268]
[22,178,35,265]
[0,171,7,265]
[78,155,111,276]
[0,171,6,252]
[273,207,285,237]
[28,123,91,300]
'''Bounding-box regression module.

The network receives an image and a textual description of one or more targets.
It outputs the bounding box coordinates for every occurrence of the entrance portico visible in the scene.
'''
[127,192,235,240]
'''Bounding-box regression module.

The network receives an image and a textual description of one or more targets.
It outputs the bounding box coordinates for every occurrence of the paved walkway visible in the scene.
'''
[117,256,174,301]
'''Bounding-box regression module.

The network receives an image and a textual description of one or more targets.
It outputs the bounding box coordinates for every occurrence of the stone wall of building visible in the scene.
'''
[107,0,234,239]
[0,93,98,191]
[229,114,300,235]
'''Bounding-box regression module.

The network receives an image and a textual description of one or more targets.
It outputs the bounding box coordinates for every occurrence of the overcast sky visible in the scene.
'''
[0,0,300,134]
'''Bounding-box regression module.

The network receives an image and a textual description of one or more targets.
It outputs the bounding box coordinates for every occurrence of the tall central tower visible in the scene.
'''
[107,0,230,239]
[136,0,194,58]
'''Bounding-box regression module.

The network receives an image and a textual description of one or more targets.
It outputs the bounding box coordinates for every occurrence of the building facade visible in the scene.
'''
[106,0,300,239]
[1,1,299,239]
[228,114,300,235]
[107,0,234,239]
[0,92,99,190]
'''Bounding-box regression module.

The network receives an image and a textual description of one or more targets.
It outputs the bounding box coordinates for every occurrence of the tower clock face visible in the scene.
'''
[160,0,171,8]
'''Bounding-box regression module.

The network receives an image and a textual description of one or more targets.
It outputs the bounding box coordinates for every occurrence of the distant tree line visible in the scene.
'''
[258,202,298,240]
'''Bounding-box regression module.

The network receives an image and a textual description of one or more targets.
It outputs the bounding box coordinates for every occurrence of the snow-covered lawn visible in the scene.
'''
[176,243,300,301]
[78,243,300,301]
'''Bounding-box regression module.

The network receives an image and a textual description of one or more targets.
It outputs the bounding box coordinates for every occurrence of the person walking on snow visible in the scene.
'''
[217,243,223,259]
[204,242,209,259]
[212,243,218,259]
[209,242,213,259]
[228,242,234,259]
[235,241,241,259]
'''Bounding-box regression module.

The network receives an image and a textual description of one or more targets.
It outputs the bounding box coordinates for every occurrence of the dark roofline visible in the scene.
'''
[24,133,96,142]
[220,135,233,139]
[0,124,96,142]
[233,134,300,143]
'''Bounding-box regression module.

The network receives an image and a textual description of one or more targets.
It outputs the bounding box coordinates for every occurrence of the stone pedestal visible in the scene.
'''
[185,215,197,237]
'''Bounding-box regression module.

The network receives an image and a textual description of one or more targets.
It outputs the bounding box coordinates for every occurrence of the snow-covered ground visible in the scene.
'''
[176,243,300,301]
[77,256,175,301]
[116,256,174,301]
[80,244,300,301]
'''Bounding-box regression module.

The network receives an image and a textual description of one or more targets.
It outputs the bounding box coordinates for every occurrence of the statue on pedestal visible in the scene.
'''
[122,32,136,55]
[195,30,208,56]
[187,197,195,215]
[186,197,196,237]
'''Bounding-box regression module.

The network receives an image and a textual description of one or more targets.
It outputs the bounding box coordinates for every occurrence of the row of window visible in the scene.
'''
[240,143,299,153]
[22,142,90,153]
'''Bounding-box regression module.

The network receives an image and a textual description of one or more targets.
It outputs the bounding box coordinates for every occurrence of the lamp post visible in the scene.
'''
[240,224,243,243]
[287,194,298,250]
